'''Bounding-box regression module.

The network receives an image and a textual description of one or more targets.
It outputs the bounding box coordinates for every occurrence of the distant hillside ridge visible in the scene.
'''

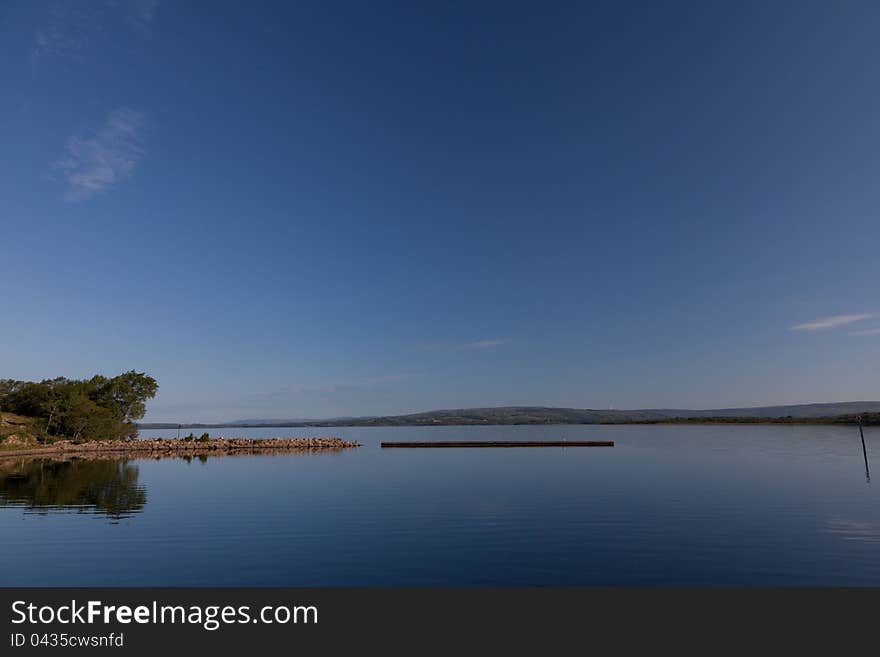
[139,401,880,428]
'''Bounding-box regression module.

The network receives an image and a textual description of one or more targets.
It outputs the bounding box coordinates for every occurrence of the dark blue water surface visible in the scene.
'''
[2,425,878,586]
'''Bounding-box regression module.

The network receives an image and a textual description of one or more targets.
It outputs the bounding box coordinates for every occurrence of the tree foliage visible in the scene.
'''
[0,371,157,442]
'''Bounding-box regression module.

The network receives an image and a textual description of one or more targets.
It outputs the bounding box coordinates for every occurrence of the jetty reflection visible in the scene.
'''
[0,458,147,522]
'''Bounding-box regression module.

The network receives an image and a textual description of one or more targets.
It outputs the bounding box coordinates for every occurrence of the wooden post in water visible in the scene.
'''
[858,415,870,483]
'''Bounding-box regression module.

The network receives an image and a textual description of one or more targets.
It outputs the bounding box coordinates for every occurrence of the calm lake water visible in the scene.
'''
[2,425,878,586]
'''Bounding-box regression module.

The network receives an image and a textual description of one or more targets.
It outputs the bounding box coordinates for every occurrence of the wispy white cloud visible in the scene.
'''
[851,328,880,336]
[421,338,512,351]
[31,0,158,63]
[55,107,146,201]
[31,1,99,63]
[117,0,158,34]
[360,373,421,385]
[790,314,871,331]
[461,339,509,349]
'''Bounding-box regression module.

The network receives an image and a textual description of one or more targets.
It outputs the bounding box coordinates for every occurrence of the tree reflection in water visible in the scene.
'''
[0,458,146,522]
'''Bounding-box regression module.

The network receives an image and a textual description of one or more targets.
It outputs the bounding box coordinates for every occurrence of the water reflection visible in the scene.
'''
[825,518,880,544]
[0,458,147,522]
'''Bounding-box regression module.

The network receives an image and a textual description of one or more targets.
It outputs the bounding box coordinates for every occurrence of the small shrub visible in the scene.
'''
[197,432,211,442]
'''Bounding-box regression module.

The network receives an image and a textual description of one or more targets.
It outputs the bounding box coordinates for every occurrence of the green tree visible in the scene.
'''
[0,371,158,442]
[90,371,158,424]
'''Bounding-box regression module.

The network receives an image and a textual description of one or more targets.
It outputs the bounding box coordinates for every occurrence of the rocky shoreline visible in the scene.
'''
[0,436,361,460]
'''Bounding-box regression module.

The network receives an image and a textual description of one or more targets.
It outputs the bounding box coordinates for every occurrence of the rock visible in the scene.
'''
[1,436,361,459]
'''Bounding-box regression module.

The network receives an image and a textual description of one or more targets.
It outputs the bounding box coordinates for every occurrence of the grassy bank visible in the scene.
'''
[0,412,58,448]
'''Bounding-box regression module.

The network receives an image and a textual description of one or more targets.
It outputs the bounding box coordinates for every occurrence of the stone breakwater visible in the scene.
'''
[0,437,360,459]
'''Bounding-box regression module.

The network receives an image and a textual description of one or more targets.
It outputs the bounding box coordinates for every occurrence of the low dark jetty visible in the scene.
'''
[380,440,614,448]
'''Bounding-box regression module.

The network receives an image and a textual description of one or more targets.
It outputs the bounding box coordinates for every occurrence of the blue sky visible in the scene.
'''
[2,1,879,422]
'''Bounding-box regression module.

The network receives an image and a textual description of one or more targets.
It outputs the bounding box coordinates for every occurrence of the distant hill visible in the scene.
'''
[139,402,880,428]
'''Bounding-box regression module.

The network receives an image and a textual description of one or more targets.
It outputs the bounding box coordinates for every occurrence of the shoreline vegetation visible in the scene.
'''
[0,372,358,456]
[1,371,158,443]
